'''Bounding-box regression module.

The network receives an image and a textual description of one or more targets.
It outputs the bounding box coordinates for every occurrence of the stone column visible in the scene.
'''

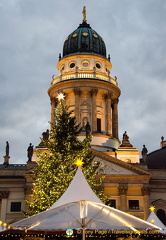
[141,187,151,220]
[91,88,98,132]
[74,88,81,124]
[105,92,112,136]
[118,186,128,212]
[112,98,119,139]
[0,191,9,223]
[50,97,57,125]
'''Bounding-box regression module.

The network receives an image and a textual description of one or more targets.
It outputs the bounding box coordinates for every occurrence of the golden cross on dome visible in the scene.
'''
[82,6,87,22]
[75,158,84,167]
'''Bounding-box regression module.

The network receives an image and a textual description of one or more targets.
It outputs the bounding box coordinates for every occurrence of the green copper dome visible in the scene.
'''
[63,21,106,57]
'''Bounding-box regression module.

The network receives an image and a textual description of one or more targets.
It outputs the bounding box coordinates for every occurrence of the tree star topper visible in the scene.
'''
[57,93,65,101]
[149,205,156,212]
[75,158,84,167]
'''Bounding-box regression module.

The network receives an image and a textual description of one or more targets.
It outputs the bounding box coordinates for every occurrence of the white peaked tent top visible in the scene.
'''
[50,166,103,209]
[147,211,166,233]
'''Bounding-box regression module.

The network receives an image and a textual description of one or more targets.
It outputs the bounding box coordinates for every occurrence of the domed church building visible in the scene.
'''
[48,11,120,152]
[0,7,166,227]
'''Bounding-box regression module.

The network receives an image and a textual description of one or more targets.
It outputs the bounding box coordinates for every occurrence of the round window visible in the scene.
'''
[82,61,89,67]
[70,62,75,68]
[96,63,101,69]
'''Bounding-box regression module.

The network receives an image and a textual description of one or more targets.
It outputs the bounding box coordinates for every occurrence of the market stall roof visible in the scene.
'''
[147,210,166,233]
[10,166,163,232]
[10,200,163,231]
[50,166,103,209]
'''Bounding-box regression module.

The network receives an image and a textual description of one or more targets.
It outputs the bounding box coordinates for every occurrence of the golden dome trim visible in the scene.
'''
[82,32,88,36]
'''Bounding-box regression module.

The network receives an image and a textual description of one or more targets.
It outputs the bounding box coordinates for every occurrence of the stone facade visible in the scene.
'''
[1,14,166,227]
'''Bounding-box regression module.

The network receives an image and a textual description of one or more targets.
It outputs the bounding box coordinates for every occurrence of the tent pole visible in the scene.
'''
[82,228,85,240]
[82,217,86,240]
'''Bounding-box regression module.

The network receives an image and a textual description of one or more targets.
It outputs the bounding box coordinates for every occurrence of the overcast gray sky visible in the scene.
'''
[0,0,166,164]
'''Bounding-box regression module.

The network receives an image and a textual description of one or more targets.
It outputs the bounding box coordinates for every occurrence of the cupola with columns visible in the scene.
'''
[48,7,121,152]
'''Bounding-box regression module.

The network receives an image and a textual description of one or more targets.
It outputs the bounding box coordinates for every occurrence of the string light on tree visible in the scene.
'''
[26,96,106,216]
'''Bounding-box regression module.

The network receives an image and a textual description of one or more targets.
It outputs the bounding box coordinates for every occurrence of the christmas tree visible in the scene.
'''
[26,94,105,216]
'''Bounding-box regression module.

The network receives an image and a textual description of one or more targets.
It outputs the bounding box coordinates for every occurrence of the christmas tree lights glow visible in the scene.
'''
[26,99,105,216]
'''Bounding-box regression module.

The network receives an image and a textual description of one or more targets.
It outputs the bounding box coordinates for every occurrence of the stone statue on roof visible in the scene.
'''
[38,129,49,147]
[141,145,148,163]
[5,141,9,156]
[42,129,49,140]
[27,143,33,162]
[120,131,133,147]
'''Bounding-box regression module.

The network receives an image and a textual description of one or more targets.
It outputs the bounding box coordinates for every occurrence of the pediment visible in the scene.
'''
[94,156,138,175]
[91,149,151,176]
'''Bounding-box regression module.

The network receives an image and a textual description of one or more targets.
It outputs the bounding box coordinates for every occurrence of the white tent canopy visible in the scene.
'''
[11,166,163,232]
[50,166,103,209]
[147,210,166,233]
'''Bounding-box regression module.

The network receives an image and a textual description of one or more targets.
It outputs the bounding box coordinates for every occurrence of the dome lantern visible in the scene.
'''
[63,7,106,58]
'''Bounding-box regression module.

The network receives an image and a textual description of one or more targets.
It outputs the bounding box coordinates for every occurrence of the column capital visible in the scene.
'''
[50,97,58,105]
[0,191,9,199]
[91,88,98,96]
[113,98,119,104]
[118,186,128,195]
[73,88,81,95]
[107,91,113,99]
[141,187,151,196]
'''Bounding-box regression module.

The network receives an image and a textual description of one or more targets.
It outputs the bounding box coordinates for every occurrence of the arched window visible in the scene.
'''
[157,209,166,226]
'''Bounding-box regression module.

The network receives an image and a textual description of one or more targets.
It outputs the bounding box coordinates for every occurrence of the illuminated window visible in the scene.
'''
[11,202,21,212]
[106,199,116,208]
[129,200,139,210]
[82,61,89,67]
